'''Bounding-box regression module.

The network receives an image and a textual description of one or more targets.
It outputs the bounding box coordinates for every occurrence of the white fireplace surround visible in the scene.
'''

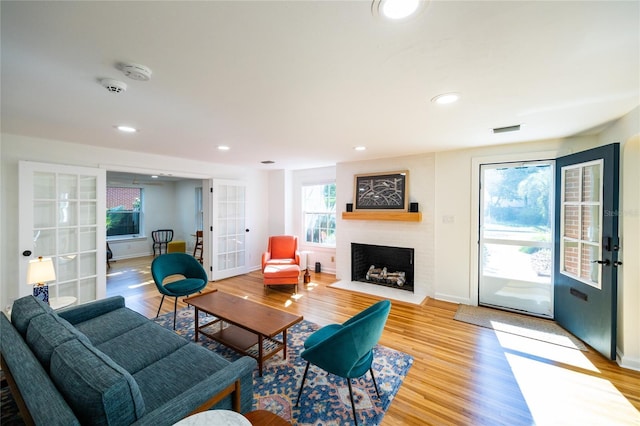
[333,154,435,305]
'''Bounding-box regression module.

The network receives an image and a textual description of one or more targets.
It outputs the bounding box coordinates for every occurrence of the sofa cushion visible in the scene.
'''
[26,313,90,369]
[96,321,188,374]
[50,339,145,426]
[133,343,232,412]
[73,307,150,345]
[11,295,54,336]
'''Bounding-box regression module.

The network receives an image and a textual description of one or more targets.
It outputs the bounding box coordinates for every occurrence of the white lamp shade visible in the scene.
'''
[27,257,56,285]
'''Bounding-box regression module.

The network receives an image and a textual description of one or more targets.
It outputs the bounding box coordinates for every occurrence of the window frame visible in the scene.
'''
[302,181,336,248]
[106,186,143,239]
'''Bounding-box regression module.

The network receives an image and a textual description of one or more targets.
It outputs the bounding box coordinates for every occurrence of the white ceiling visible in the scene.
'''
[2,1,638,171]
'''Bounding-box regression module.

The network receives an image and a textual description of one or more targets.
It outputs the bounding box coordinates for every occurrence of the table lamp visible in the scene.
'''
[27,256,56,304]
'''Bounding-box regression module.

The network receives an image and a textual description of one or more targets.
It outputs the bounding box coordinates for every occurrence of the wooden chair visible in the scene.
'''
[193,230,203,264]
[152,229,173,256]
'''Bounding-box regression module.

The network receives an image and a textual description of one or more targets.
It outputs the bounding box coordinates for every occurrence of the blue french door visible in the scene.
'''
[554,143,620,360]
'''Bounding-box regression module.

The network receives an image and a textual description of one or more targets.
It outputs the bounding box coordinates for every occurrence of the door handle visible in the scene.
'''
[592,259,611,266]
[613,261,623,267]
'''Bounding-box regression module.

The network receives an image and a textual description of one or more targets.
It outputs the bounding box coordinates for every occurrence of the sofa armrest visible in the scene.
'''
[57,296,125,325]
[261,252,271,271]
[0,313,80,426]
[132,356,257,426]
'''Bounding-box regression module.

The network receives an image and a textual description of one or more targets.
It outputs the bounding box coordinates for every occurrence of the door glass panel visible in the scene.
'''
[80,227,96,251]
[58,174,77,199]
[479,162,554,317]
[58,200,77,226]
[560,160,603,289]
[34,201,56,228]
[33,229,56,257]
[79,252,96,278]
[79,201,96,225]
[34,172,56,199]
[80,176,97,199]
[58,228,78,254]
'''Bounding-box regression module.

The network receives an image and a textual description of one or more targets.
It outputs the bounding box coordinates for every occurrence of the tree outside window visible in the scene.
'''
[303,183,336,246]
[107,187,142,237]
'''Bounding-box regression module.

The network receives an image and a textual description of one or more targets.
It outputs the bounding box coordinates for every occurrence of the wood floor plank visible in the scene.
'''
[107,256,640,425]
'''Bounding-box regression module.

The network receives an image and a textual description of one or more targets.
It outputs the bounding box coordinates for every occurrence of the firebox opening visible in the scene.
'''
[351,243,414,292]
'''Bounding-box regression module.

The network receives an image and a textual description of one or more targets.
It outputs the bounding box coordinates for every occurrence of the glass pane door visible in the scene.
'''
[19,161,106,304]
[211,179,247,280]
[479,161,554,317]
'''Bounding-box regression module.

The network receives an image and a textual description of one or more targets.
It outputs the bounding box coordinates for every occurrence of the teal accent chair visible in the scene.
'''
[151,253,208,329]
[295,299,392,425]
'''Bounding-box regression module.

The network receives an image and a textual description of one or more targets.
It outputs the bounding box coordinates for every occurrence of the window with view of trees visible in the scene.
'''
[107,187,142,237]
[303,183,336,246]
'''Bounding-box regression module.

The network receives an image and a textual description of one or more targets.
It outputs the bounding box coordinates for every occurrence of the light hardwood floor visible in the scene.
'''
[107,256,640,425]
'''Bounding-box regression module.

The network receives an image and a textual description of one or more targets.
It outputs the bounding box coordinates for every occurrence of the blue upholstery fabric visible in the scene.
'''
[3,295,256,425]
[11,294,54,336]
[73,307,150,346]
[57,295,126,325]
[301,300,391,377]
[96,322,188,374]
[151,253,208,297]
[1,313,81,426]
[50,339,146,426]
[26,313,90,369]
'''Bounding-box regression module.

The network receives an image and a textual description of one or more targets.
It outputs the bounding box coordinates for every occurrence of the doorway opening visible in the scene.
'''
[479,161,554,318]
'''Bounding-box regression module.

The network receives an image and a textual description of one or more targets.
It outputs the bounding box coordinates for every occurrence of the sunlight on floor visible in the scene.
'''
[127,281,153,289]
[495,332,640,424]
[490,319,584,351]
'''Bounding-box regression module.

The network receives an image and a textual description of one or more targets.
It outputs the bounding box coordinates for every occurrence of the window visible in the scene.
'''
[107,187,142,237]
[303,183,336,246]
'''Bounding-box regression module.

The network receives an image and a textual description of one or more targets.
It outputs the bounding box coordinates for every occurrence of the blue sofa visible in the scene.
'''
[0,295,257,426]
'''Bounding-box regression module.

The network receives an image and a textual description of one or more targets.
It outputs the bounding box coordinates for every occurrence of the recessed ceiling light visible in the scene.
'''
[372,0,426,20]
[217,145,230,151]
[431,93,460,105]
[115,125,137,133]
[354,146,367,151]
[151,175,158,179]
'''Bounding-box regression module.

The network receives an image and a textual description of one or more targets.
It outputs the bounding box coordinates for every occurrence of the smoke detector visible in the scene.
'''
[100,78,127,93]
[120,63,152,81]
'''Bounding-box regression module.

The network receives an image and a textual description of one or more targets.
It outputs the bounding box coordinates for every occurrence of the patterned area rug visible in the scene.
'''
[156,307,413,425]
[454,304,587,351]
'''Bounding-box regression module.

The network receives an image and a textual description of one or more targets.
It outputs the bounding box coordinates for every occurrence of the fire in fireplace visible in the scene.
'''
[351,243,414,292]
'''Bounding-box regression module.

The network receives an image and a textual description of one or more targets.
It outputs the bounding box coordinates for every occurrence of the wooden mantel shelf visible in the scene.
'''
[342,211,422,222]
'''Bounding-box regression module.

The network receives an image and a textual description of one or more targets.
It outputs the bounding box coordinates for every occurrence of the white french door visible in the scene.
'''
[479,161,554,317]
[210,179,247,280]
[19,161,106,303]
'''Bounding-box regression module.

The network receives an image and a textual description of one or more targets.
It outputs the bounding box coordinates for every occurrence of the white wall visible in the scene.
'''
[0,133,270,311]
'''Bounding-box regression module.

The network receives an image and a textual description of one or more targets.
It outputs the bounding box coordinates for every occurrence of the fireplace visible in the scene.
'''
[351,243,414,292]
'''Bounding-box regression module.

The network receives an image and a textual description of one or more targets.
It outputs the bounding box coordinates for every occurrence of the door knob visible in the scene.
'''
[592,259,611,266]
[613,261,623,267]
[22,250,32,257]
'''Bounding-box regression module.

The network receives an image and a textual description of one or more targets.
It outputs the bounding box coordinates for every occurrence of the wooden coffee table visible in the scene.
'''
[184,290,303,376]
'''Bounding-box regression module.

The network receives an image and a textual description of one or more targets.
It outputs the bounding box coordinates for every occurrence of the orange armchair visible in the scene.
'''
[261,235,301,271]
[262,235,301,291]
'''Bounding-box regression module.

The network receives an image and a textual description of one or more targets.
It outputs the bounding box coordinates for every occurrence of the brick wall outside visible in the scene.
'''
[107,187,140,210]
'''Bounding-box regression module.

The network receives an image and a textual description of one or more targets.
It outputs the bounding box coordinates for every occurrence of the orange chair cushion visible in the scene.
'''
[263,264,300,285]
[269,236,297,260]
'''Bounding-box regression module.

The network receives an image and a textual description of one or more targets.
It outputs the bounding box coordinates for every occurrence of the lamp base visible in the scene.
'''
[33,285,49,304]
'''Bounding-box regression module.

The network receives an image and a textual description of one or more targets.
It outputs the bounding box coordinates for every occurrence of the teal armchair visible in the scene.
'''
[295,299,392,425]
[151,253,208,329]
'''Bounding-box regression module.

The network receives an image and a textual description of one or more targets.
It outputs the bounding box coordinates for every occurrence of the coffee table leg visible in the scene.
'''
[194,307,199,342]
[283,329,287,360]
[258,334,264,377]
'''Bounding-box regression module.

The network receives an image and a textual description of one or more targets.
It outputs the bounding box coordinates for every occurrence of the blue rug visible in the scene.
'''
[155,307,413,425]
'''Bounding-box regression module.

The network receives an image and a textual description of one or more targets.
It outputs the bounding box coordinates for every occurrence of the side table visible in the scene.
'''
[49,296,77,310]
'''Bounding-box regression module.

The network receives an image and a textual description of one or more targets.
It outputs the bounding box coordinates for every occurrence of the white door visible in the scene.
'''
[19,161,106,304]
[479,161,554,317]
[211,179,247,280]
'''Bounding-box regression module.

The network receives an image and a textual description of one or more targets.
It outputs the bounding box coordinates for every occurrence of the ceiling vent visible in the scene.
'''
[493,124,521,134]
[100,78,127,93]
[119,63,152,81]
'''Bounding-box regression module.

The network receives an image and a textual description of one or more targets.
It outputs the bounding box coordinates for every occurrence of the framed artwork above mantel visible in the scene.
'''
[354,170,408,212]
